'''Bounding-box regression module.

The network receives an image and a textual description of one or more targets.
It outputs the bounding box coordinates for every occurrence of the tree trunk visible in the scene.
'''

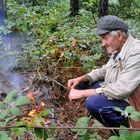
[0,0,7,25]
[99,0,108,17]
[70,0,79,16]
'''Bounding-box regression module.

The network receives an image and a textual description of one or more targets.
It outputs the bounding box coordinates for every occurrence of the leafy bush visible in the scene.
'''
[5,0,103,71]
[109,0,140,20]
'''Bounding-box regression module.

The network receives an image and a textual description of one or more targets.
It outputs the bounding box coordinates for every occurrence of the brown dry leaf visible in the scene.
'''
[47,39,54,45]
[71,39,80,47]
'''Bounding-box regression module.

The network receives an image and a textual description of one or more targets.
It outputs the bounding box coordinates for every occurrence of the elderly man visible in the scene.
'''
[67,15,140,131]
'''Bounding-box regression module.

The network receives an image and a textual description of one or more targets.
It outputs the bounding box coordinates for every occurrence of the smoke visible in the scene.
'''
[0,40,18,71]
[0,34,26,92]
[0,3,29,93]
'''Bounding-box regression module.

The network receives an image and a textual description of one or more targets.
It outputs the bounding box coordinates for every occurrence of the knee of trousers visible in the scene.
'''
[85,96,100,113]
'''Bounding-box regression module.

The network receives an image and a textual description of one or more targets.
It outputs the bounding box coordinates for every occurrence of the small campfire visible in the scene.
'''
[0,71,88,139]
[16,86,57,127]
[27,101,45,117]
[0,76,58,128]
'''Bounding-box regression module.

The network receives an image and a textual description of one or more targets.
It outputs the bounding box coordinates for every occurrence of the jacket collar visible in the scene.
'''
[118,34,134,60]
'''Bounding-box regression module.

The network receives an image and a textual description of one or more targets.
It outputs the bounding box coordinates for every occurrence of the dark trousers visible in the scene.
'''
[75,81,129,128]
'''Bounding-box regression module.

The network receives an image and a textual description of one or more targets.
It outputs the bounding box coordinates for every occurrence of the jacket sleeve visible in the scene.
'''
[102,49,140,100]
[86,64,107,82]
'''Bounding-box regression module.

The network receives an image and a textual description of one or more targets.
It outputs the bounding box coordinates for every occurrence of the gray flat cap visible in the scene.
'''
[96,15,128,35]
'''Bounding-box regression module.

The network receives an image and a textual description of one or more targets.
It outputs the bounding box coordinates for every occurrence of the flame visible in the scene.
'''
[27,109,37,117]
[40,102,45,106]
[20,90,47,126]
[26,92,46,117]
[21,117,33,123]
[27,101,45,117]
[26,92,36,105]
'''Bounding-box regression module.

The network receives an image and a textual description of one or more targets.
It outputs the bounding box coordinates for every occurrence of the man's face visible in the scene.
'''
[99,33,123,54]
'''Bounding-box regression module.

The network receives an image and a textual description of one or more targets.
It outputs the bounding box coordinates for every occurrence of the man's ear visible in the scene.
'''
[118,31,124,41]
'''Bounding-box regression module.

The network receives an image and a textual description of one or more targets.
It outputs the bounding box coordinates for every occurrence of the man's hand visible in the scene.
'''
[68,88,96,101]
[67,77,80,89]
[67,75,88,89]
[68,89,84,101]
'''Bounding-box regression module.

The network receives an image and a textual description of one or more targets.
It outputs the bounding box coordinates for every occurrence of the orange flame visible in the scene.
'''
[27,102,45,117]
[40,102,45,107]
[26,92,36,105]
[27,109,37,117]
[26,92,46,117]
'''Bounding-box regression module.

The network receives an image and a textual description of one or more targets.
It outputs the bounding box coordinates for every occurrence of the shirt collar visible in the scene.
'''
[111,51,119,61]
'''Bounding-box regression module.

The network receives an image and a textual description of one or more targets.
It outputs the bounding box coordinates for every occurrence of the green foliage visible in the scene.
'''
[71,117,103,139]
[5,0,103,71]
[34,128,48,139]
[80,53,102,69]
[0,90,54,139]
[11,127,27,138]
[0,102,4,109]
[115,106,140,121]
[36,109,50,118]
[128,131,140,140]
[72,107,140,140]
[10,106,21,116]
[80,0,98,16]
[0,109,10,119]
[0,131,10,140]
[3,1,140,139]
[14,96,31,106]
[126,19,140,38]
[71,117,89,135]
[125,106,140,121]
[109,131,140,140]
[0,90,31,127]
[109,0,140,20]
[6,0,69,35]
[4,90,19,103]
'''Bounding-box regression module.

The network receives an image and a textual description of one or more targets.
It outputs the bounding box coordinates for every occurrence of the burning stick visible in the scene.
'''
[26,92,36,105]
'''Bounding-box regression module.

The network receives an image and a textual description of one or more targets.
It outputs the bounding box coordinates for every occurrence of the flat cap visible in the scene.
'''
[96,15,128,35]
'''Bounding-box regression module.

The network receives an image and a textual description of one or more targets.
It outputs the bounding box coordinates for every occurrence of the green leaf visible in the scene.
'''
[119,126,129,137]
[125,106,135,114]
[16,120,28,127]
[11,127,26,136]
[79,133,89,140]
[0,122,6,127]
[36,109,50,118]
[71,117,89,136]
[129,111,140,121]
[0,131,10,140]
[10,106,21,116]
[34,128,48,139]
[34,118,43,126]
[0,109,10,119]
[4,90,19,103]
[109,136,119,140]
[109,0,119,5]
[49,127,56,137]
[89,133,102,140]
[119,135,127,140]
[0,102,5,109]
[14,96,31,106]
[130,131,140,140]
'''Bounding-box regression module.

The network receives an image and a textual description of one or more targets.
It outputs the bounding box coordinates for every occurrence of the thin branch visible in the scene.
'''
[0,126,140,131]
[52,79,69,91]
